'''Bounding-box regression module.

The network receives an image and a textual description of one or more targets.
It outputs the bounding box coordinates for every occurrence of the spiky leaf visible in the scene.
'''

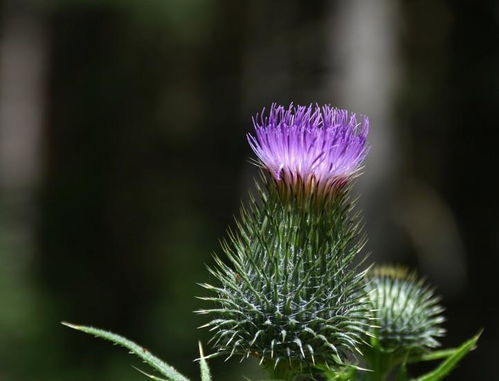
[62,322,189,381]
[411,331,481,381]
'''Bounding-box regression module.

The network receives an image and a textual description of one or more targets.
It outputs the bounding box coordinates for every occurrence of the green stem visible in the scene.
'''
[264,361,321,381]
[365,346,397,381]
[264,361,293,380]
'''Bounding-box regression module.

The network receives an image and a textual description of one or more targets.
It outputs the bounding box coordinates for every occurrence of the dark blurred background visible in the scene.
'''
[0,0,497,380]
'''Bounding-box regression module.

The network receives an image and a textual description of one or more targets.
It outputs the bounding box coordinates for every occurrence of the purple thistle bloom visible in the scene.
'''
[248,103,369,193]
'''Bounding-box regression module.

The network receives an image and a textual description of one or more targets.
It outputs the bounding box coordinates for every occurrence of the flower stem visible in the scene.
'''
[265,362,293,380]
[365,343,396,381]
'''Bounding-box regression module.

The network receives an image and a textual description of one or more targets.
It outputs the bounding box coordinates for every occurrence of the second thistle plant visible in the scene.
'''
[199,104,373,377]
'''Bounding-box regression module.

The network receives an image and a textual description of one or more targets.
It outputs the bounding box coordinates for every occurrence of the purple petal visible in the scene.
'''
[247,104,369,190]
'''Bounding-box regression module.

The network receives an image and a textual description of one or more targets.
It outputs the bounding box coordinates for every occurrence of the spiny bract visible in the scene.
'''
[198,178,373,370]
[366,266,445,352]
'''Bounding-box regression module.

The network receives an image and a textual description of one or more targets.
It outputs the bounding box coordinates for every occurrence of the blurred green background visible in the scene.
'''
[0,0,497,379]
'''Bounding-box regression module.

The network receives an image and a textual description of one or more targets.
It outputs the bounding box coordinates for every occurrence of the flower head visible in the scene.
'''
[366,266,445,352]
[248,104,369,194]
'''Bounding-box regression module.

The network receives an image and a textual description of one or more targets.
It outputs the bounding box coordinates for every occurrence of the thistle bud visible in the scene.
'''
[366,266,446,352]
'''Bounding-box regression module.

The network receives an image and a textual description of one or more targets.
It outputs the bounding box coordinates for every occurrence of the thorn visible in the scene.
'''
[294,338,305,359]
[250,330,262,346]
[307,345,315,365]
[61,321,80,330]
[281,329,287,342]
[198,341,205,359]
[274,357,281,369]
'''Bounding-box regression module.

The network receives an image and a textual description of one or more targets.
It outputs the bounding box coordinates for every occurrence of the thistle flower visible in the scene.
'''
[199,104,372,376]
[248,104,369,196]
[366,266,445,352]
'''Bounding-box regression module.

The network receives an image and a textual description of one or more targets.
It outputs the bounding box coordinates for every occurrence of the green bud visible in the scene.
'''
[366,266,445,353]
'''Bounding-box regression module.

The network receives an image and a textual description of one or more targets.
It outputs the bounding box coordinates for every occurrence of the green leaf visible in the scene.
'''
[411,331,481,381]
[198,342,212,381]
[407,348,463,364]
[62,322,189,381]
